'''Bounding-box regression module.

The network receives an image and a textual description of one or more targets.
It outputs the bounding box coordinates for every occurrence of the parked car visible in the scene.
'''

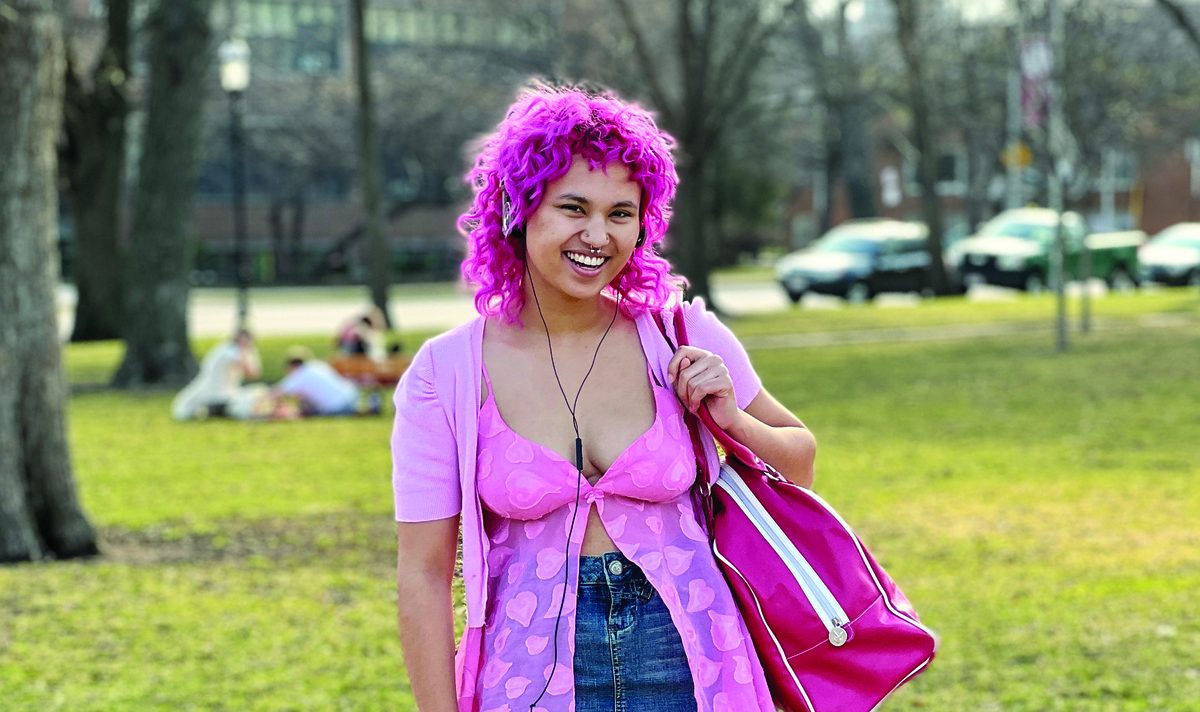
[775,220,934,303]
[1138,223,1200,286]
[951,208,1144,292]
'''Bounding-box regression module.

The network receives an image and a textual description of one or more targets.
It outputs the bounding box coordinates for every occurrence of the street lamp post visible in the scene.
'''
[219,38,251,331]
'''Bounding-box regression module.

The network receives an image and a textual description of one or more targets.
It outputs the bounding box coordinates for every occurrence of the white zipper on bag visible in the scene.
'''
[716,464,851,647]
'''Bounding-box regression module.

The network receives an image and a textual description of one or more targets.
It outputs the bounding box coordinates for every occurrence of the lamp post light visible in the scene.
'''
[219,37,251,331]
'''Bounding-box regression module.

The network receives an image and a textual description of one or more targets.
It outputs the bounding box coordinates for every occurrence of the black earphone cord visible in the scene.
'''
[525,263,620,710]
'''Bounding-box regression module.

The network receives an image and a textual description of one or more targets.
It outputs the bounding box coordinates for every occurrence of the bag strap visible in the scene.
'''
[652,308,712,492]
[652,307,717,543]
[659,306,762,469]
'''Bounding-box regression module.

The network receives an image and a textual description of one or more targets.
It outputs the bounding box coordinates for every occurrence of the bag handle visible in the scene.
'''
[659,306,762,469]
[652,308,713,492]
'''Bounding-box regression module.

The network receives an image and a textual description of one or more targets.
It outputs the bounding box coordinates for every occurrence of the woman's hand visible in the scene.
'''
[667,345,739,430]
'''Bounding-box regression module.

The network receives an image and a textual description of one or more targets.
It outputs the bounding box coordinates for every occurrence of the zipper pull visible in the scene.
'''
[828,618,848,647]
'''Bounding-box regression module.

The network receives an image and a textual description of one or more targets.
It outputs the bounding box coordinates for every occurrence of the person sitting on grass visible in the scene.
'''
[273,346,361,417]
[336,307,388,362]
[171,329,269,420]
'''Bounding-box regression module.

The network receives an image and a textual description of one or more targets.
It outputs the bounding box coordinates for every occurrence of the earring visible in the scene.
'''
[635,227,646,248]
[501,186,518,237]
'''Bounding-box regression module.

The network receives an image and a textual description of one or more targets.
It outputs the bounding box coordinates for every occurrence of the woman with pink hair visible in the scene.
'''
[390,83,816,712]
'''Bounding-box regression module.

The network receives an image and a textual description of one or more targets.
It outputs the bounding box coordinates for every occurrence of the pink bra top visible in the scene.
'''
[476,361,697,520]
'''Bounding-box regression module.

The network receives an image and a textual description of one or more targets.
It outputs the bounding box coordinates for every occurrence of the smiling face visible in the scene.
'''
[520,156,642,305]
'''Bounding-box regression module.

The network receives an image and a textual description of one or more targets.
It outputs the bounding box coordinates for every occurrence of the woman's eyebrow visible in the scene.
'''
[555,193,639,209]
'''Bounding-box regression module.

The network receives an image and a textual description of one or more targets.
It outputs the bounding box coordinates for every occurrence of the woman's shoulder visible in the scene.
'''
[675,296,740,346]
[400,317,483,388]
[414,317,482,358]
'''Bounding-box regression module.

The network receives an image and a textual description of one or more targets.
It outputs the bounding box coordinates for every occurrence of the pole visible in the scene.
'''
[1082,158,1097,334]
[1048,0,1067,352]
[229,89,249,331]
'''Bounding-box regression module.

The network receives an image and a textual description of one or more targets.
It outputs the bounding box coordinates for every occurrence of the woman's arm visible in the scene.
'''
[729,389,817,488]
[240,346,262,380]
[669,348,817,488]
[395,516,460,712]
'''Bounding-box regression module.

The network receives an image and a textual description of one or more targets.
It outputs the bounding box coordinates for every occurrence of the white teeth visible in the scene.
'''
[566,252,606,268]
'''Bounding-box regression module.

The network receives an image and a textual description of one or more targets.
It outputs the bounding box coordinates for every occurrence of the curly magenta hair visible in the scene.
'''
[458,83,685,325]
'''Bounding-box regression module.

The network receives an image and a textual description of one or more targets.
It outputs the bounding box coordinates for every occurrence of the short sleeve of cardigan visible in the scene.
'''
[390,341,461,522]
[681,297,762,410]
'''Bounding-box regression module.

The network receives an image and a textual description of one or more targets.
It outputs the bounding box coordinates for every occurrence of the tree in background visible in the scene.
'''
[248,80,355,284]
[891,0,950,293]
[113,0,215,386]
[1156,0,1200,59]
[1059,1,1200,207]
[61,0,132,342]
[348,0,391,327]
[946,19,1008,229]
[303,16,551,284]
[794,0,877,234]
[613,0,799,307]
[0,0,99,563]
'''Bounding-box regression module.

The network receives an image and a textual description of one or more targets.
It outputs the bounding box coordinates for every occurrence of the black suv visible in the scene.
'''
[775,220,935,303]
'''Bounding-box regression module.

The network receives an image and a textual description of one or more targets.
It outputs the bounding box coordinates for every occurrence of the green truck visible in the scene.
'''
[949,208,1145,292]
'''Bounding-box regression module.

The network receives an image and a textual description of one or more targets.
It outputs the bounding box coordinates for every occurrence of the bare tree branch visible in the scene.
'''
[711,3,767,92]
[711,0,799,118]
[700,0,716,69]
[613,0,678,123]
[1155,0,1200,59]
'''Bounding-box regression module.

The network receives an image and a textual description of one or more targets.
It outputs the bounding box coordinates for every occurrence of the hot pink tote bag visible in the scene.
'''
[657,307,937,712]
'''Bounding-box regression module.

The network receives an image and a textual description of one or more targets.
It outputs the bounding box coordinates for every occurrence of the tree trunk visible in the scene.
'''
[0,1,99,564]
[112,0,215,387]
[840,100,877,219]
[816,135,839,236]
[960,33,990,230]
[289,190,305,282]
[269,197,286,283]
[63,0,131,342]
[675,150,714,306]
[893,0,950,294]
[350,0,393,327]
[831,4,875,221]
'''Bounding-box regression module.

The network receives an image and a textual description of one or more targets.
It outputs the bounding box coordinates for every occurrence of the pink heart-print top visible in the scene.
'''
[472,362,775,711]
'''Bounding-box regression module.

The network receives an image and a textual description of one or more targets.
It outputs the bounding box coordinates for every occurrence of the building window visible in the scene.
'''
[904,146,968,197]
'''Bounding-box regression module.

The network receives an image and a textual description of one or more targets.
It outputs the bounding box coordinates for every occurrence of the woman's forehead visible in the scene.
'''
[546,157,639,203]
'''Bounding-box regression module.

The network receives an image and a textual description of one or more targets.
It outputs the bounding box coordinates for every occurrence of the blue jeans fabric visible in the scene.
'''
[573,552,697,712]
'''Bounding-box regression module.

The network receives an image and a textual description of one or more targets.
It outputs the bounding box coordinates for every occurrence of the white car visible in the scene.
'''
[1139,223,1200,286]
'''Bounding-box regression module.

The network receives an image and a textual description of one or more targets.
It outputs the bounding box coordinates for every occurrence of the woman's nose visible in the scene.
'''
[581,220,608,248]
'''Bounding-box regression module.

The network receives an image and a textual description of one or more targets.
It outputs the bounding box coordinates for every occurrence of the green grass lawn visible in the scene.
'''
[2,290,1198,710]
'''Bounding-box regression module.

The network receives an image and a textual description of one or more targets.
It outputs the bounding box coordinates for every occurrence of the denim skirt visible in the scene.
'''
[573,552,697,712]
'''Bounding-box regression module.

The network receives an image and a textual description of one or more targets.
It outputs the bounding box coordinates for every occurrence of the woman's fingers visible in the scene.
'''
[676,355,729,411]
[667,346,704,384]
[668,347,737,412]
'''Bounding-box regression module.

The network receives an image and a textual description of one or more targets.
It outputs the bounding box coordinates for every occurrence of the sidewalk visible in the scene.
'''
[56,279,802,339]
[738,312,1200,350]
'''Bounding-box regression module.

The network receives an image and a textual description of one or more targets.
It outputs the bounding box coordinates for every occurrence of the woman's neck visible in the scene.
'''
[519,279,616,339]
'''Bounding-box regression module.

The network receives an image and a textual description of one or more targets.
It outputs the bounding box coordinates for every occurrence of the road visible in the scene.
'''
[56,279,790,339]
